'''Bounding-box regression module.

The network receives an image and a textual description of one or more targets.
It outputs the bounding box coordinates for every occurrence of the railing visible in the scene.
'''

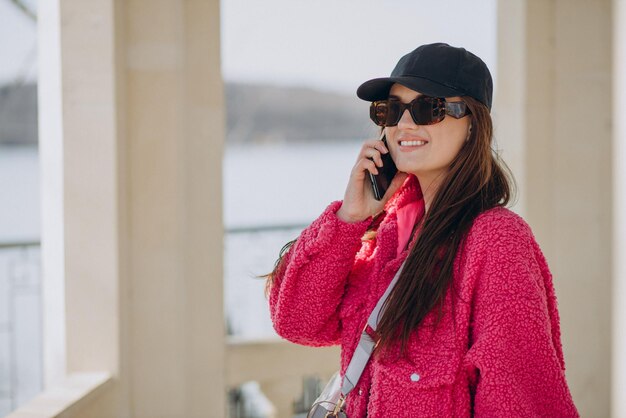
[0,241,40,249]
[227,223,310,234]
[1,223,336,417]
[0,240,42,417]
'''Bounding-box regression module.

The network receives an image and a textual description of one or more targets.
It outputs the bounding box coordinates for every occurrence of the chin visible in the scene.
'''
[395,163,421,175]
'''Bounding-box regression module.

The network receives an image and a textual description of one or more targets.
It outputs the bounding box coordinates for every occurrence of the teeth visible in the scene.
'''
[400,140,427,146]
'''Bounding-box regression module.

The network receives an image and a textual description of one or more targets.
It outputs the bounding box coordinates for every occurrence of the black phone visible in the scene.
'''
[368,134,398,200]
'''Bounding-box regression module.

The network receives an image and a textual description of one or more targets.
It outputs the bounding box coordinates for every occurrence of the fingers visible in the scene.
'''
[357,139,389,167]
[354,157,379,176]
[362,139,389,155]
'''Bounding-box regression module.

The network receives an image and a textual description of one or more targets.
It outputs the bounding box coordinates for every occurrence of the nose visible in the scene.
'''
[397,107,417,129]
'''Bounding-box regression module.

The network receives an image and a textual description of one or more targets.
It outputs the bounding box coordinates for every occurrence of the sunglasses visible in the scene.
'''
[369,96,471,127]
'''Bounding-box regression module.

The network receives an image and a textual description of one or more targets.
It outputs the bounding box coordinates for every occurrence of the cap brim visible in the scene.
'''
[356,76,465,101]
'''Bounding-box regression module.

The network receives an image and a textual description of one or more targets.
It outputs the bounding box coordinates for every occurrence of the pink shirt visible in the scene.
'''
[396,200,422,256]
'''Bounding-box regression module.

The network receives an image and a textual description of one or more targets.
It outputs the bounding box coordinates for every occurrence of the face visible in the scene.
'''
[384,83,471,184]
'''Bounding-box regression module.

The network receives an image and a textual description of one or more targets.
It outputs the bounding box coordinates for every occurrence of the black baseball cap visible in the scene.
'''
[356,43,493,111]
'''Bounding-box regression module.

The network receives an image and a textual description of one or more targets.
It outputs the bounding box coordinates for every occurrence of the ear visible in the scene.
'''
[466,124,472,141]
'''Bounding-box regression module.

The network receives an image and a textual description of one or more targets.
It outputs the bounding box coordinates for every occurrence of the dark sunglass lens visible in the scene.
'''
[386,100,402,126]
[411,97,445,125]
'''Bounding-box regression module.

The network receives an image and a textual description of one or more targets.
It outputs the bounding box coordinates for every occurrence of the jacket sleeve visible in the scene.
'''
[465,214,579,417]
[268,200,373,347]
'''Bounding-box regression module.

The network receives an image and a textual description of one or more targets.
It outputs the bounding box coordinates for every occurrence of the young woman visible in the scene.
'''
[264,43,579,417]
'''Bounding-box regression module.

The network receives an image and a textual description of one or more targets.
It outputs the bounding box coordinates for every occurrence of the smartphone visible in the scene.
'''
[368,133,398,201]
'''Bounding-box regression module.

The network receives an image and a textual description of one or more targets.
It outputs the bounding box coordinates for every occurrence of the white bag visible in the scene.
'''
[307,371,347,418]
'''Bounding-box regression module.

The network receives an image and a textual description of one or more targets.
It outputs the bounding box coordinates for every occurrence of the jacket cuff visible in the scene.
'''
[297,201,373,259]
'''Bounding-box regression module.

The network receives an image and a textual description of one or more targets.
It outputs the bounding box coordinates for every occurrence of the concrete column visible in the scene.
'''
[494,0,527,217]
[613,1,626,416]
[497,0,612,415]
[38,0,224,416]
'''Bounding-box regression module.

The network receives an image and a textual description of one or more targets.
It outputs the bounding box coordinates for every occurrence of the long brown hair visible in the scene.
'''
[262,96,516,353]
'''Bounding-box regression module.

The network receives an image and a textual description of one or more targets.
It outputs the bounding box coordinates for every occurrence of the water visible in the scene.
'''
[0,147,40,242]
[223,141,362,228]
[0,141,364,338]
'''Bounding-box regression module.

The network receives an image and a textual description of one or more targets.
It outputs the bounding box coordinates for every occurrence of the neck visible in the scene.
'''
[416,171,446,214]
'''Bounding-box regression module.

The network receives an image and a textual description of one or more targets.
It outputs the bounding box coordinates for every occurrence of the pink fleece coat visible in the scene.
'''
[268,175,579,417]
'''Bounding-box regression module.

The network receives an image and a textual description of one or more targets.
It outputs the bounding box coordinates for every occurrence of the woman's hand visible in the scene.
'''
[336,138,409,223]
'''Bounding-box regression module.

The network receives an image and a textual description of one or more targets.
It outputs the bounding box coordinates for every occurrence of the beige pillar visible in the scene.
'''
[493,0,527,218]
[497,0,612,415]
[38,0,224,416]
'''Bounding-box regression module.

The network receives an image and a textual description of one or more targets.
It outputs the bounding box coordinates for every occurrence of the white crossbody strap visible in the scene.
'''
[340,259,407,396]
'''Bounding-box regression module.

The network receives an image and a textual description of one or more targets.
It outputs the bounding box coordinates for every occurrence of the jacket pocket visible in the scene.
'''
[368,351,459,417]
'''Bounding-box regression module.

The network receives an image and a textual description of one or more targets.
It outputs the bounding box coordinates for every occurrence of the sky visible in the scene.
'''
[220,0,498,94]
[0,0,497,95]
